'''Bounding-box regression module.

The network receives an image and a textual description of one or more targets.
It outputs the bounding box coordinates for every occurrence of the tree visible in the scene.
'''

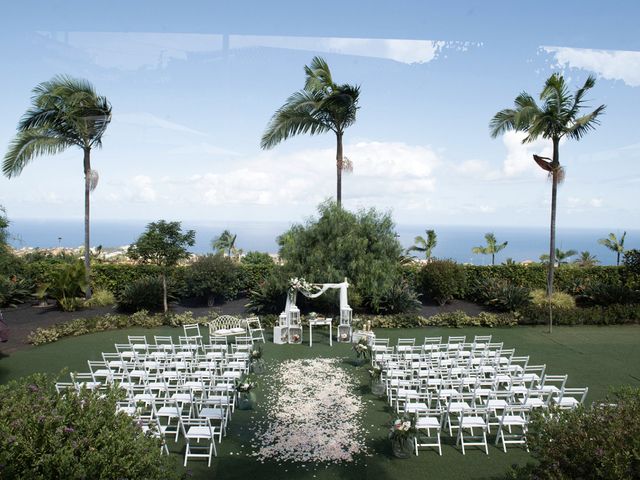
[575,251,599,267]
[490,73,605,333]
[212,229,237,257]
[472,232,508,265]
[3,75,112,299]
[407,229,437,261]
[598,231,627,266]
[128,220,195,313]
[261,56,360,206]
[540,248,578,266]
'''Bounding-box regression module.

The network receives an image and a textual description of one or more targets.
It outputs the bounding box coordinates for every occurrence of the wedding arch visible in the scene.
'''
[284,277,351,319]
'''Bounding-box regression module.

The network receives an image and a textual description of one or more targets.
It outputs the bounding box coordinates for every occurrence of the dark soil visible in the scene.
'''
[0,297,487,355]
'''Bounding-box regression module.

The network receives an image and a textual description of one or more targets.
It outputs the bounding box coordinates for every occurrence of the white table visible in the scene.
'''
[309,318,333,347]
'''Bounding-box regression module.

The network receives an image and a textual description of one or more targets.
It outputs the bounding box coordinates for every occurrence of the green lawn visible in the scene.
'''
[1,325,639,479]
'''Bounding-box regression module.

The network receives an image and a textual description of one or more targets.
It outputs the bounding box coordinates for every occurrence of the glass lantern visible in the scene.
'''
[288,306,301,326]
[278,312,287,326]
[340,307,352,325]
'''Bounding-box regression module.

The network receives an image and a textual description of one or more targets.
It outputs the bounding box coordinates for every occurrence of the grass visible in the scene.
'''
[1,324,639,479]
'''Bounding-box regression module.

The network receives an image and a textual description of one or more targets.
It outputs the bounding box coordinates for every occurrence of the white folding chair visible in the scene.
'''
[456,407,489,455]
[554,387,588,410]
[246,316,266,343]
[495,404,530,452]
[180,417,217,467]
[414,407,443,456]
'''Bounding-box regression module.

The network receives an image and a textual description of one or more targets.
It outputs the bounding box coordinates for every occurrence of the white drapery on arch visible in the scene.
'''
[284,278,350,316]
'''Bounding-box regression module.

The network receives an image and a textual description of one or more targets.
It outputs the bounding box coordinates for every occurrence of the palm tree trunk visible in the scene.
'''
[491,253,495,265]
[617,251,620,266]
[83,147,92,300]
[336,131,343,206]
[547,138,560,334]
[162,272,168,313]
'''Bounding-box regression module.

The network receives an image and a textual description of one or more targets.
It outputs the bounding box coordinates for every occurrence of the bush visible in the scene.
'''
[116,276,167,313]
[582,281,639,306]
[0,276,33,308]
[246,267,289,315]
[92,263,168,298]
[27,310,215,346]
[356,311,517,328]
[623,249,640,275]
[461,263,627,295]
[239,251,275,292]
[253,201,412,314]
[374,279,422,314]
[519,303,640,325]
[0,373,180,479]
[472,278,531,312]
[519,387,640,480]
[83,288,116,308]
[530,288,576,309]
[180,253,241,306]
[419,259,466,305]
[39,260,88,311]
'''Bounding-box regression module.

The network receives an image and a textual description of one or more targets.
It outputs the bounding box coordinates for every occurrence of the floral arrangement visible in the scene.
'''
[289,277,319,295]
[237,377,257,393]
[388,417,416,441]
[291,333,301,343]
[368,366,382,380]
[250,345,263,361]
[340,332,349,341]
[353,337,369,360]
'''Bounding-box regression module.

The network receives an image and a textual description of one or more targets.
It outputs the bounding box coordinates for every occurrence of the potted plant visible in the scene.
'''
[352,337,369,366]
[388,417,416,459]
[368,366,385,397]
[250,345,265,374]
[237,376,257,410]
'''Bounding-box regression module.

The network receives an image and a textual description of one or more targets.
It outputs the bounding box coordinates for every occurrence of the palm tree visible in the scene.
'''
[212,230,237,257]
[3,75,111,299]
[540,248,578,266]
[490,73,605,333]
[407,229,437,261]
[574,251,599,267]
[472,232,508,266]
[261,56,360,206]
[598,231,627,266]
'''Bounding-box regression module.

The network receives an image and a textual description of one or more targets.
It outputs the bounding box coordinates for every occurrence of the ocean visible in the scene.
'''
[6,219,638,266]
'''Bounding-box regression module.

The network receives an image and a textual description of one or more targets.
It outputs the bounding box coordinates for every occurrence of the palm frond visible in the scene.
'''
[3,130,74,178]
[566,105,606,141]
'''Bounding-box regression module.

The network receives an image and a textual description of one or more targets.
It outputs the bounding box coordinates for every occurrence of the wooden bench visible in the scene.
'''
[208,315,248,337]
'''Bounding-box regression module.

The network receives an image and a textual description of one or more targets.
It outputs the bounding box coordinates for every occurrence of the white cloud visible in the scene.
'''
[501,131,556,178]
[166,142,240,158]
[455,159,491,176]
[100,141,441,211]
[543,46,640,87]
[129,175,157,203]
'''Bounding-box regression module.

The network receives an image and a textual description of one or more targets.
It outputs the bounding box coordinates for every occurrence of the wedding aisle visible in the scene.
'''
[251,358,369,464]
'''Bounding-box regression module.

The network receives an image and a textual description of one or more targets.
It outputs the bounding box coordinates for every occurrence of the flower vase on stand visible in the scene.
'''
[391,436,414,459]
[238,391,256,410]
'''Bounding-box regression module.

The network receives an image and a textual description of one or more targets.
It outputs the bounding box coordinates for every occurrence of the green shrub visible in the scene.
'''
[461,263,626,295]
[419,259,466,305]
[0,373,180,479]
[0,276,33,308]
[246,267,289,315]
[519,387,640,480]
[530,288,576,309]
[239,251,275,292]
[83,288,115,308]
[180,253,241,305]
[39,260,88,311]
[374,279,422,314]
[582,281,639,306]
[472,278,531,312]
[275,201,412,314]
[116,276,167,313]
[519,303,640,325]
[27,310,215,346]
[92,263,168,298]
[623,249,640,275]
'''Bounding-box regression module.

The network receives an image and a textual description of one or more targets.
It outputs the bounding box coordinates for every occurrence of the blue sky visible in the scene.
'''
[1,1,639,230]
